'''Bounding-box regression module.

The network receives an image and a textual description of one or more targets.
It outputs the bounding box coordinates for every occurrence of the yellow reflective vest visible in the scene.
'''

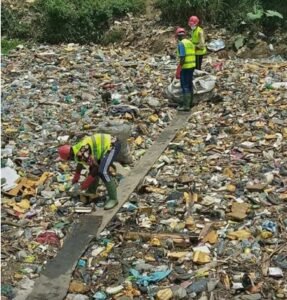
[177,38,196,69]
[72,133,111,165]
[191,26,207,55]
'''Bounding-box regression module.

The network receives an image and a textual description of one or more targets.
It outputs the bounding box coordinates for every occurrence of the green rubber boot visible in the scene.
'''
[177,93,191,111]
[177,95,186,111]
[86,177,99,194]
[189,92,194,108]
[104,178,118,210]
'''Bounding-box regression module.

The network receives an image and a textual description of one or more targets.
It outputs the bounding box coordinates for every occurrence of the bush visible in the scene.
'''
[154,0,286,31]
[36,0,145,43]
[1,6,32,40]
[102,28,126,45]
[2,0,145,44]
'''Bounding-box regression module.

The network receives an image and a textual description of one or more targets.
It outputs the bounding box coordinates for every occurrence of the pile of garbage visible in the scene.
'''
[65,59,287,300]
[1,38,287,300]
[1,43,181,297]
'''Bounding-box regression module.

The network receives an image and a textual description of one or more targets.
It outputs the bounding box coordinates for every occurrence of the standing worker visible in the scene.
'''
[58,133,120,210]
[176,27,196,111]
[188,16,206,70]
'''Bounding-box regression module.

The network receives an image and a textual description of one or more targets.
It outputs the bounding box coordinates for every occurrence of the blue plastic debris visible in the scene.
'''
[93,291,107,300]
[77,259,87,268]
[262,220,277,233]
[123,202,138,211]
[129,268,171,286]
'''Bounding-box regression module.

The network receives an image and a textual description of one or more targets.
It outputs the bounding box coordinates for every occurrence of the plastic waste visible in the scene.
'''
[166,70,216,103]
[35,231,60,247]
[273,254,287,269]
[129,268,171,286]
[207,39,225,52]
[262,220,277,233]
[186,278,208,294]
[66,294,89,300]
[93,291,107,299]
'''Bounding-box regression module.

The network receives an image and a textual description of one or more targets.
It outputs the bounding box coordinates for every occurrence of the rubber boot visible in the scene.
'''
[104,178,118,210]
[177,94,187,111]
[86,177,99,194]
[177,93,191,111]
[189,92,194,108]
[176,95,185,110]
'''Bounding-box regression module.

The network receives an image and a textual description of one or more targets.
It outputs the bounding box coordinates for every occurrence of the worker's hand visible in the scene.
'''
[72,172,81,184]
[81,175,95,190]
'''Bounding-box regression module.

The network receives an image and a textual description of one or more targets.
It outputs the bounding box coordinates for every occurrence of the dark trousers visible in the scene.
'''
[196,55,203,70]
[98,140,121,183]
[180,68,194,94]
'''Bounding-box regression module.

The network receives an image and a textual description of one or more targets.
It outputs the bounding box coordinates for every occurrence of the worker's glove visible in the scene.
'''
[72,172,81,184]
[175,64,182,79]
[81,175,95,190]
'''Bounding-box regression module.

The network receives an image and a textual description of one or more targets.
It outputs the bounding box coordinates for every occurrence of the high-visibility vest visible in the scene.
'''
[72,133,111,165]
[177,38,196,69]
[191,26,207,55]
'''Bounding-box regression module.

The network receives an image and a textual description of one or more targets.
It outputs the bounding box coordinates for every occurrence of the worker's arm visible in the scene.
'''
[72,163,83,184]
[196,30,205,50]
[81,164,98,190]
[89,164,99,177]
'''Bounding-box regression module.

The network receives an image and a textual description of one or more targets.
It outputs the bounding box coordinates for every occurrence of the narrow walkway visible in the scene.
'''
[27,111,191,300]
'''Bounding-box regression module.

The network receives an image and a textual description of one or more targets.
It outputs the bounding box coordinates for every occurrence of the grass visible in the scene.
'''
[1,38,24,55]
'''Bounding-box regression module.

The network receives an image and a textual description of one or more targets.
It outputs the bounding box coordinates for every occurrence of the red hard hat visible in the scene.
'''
[58,145,71,160]
[175,27,186,36]
[188,16,199,26]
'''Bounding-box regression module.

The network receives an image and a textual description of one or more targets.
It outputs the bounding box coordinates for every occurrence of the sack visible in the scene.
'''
[166,70,216,102]
[175,64,182,79]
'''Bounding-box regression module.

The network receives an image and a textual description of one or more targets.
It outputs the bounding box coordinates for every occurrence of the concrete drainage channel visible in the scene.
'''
[27,111,192,300]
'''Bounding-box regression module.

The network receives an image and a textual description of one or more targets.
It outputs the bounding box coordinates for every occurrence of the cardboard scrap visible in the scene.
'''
[203,230,218,244]
[193,251,211,264]
[246,183,267,192]
[156,288,173,300]
[149,114,159,123]
[4,172,52,197]
[227,229,251,240]
[168,251,190,259]
[227,202,250,221]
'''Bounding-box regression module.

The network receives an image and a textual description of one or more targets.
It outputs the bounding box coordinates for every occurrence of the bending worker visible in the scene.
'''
[188,16,206,70]
[58,133,120,210]
[176,27,196,111]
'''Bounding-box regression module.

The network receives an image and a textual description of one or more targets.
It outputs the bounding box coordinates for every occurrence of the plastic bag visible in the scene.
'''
[207,39,225,52]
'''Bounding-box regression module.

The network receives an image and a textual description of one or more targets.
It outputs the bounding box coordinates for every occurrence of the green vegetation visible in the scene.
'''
[1,39,24,55]
[102,28,126,45]
[1,0,145,44]
[155,0,286,31]
[1,0,286,44]
[1,6,33,40]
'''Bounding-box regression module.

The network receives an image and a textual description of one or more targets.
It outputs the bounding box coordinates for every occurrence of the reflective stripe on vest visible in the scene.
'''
[177,39,196,69]
[72,133,111,165]
[191,26,207,55]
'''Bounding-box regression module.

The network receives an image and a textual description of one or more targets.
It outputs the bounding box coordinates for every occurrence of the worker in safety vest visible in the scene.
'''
[176,27,196,111]
[188,16,206,70]
[58,133,120,210]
